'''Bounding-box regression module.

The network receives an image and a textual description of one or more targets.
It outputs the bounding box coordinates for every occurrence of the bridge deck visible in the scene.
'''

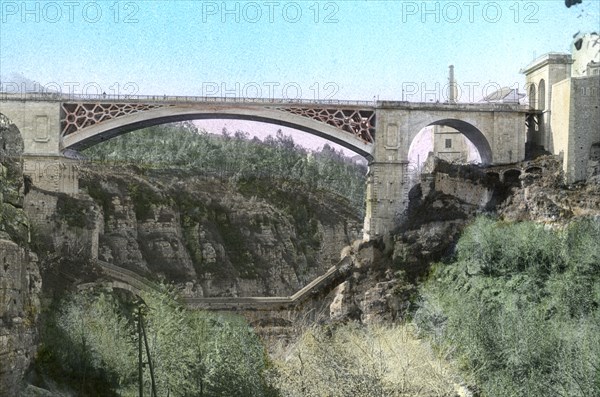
[93,259,348,311]
[1,92,531,113]
[0,92,375,108]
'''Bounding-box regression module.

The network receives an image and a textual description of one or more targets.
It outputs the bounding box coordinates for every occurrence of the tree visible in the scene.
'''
[39,286,276,396]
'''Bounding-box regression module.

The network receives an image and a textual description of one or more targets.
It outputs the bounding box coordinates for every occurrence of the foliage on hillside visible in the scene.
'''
[82,122,367,215]
[35,287,277,396]
[415,217,600,397]
[34,286,469,397]
[268,323,461,397]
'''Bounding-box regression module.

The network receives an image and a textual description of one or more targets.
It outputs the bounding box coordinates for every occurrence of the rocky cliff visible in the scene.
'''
[26,164,362,298]
[326,155,600,325]
[7,136,600,391]
[0,123,41,395]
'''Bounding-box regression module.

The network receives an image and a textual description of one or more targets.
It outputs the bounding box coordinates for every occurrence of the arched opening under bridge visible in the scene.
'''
[61,107,374,161]
[407,119,490,181]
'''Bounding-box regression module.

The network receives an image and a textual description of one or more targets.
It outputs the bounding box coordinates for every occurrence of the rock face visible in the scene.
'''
[26,164,362,298]
[186,155,599,340]
[325,156,600,325]
[0,239,41,395]
[0,122,41,395]
[499,156,600,222]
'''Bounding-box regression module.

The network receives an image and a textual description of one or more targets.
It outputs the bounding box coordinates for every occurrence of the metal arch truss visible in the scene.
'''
[277,107,376,143]
[59,102,376,143]
[60,102,168,136]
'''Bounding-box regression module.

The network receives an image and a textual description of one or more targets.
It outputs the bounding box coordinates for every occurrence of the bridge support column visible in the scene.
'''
[363,161,411,240]
[23,155,79,194]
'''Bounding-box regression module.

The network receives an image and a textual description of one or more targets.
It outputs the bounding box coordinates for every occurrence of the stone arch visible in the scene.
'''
[529,83,537,109]
[77,280,145,298]
[503,169,522,186]
[538,79,546,110]
[61,106,374,160]
[486,171,501,182]
[525,166,542,174]
[419,118,493,165]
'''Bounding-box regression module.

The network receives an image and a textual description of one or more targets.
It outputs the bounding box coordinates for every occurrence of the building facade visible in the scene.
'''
[522,33,600,183]
[433,125,470,163]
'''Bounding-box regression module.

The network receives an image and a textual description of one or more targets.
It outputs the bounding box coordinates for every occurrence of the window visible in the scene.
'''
[538,80,545,110]
[445,139,452,149]
[529,84,537,109]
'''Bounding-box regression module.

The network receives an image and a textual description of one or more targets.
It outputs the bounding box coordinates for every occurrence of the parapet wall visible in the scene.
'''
[434,173,492,207]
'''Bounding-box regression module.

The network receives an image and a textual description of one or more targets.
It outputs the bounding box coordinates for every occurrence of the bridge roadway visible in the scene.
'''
[80,259,351,311]
[0,92,375,106]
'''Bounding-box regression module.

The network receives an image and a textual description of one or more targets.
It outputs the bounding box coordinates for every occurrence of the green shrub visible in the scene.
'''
[55,193,96,229]
[84,181,116,220]
[268,323,460,397]
[37,286,276,396]
[416,217,600,397]
[128,182,167,221]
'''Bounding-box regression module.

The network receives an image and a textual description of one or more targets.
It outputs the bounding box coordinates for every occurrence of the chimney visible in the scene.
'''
[449,65,457,104]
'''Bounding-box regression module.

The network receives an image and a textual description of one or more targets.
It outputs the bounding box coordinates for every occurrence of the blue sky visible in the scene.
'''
[1,0,599,101]
[1,1,598,157]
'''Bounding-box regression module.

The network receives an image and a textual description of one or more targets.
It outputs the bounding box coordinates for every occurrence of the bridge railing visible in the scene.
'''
[0,91,375,107]
[0,91,531,111]
[1,91,532,115]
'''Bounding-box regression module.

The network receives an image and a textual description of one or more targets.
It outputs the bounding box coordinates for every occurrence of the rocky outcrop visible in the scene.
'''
[499,156,600,221]
[207,156,599,336]
[326,156,600,325]
[0,239,41,395]
[27,164,362,298]
[137,155,595,329]
[0,122,41,395]
[328,159,494,324]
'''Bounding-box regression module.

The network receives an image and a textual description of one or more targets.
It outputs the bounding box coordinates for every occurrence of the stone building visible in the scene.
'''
[522,33,600,183]
[432,125,469,163]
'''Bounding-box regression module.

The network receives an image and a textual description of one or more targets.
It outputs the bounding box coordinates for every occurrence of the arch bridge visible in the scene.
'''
[0,93,530,238]
[79,259,350,311]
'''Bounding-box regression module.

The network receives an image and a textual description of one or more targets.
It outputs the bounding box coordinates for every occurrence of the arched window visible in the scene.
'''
[529,84,537,109]
[538,79,546,110]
